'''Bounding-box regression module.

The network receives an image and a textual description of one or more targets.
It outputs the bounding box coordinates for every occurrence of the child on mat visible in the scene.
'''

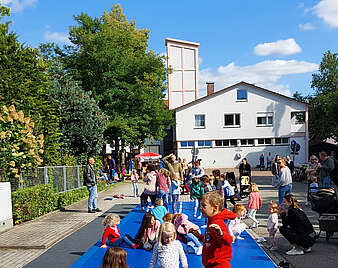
[267,200,279,251]
[131,169,139,197]
[149,222,188,268]
[151,198,168,224]
[102,247,129,268]
[201,175,213,227]
[247,183,262,228]
[228,204,247,242]
[171,173,181,214]
[220,174,236,209]
[100,214,138,249]
[134,213,160,250]
[190,176,204,219]
[173,213,203,255]
[190,191,237,268]
[162,213,174,223]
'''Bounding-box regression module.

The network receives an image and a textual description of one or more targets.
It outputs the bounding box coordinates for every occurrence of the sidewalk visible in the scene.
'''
[0,182,140,268]
[0,171,337,268]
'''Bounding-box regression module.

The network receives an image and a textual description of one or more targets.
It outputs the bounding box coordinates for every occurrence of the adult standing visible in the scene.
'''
[275,158,292,205]
[266,152,273,171]
[317,151,335,188]
[140,164,157,210]
[107,155,116,181]
[286,155,295,175]
[239,158,251,179]
[271,155,281,186]
[279,194,316,255]
[259,153,265,171]
[83,157,101,213]
[162,153,184,182]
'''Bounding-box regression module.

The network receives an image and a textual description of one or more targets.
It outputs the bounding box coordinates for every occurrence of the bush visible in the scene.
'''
[12,180,113,225]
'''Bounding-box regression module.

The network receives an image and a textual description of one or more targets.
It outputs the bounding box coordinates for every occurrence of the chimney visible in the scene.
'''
[206,82,214,96]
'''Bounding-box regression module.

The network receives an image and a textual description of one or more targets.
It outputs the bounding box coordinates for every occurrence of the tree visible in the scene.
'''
[310,51,338,140]
[48,62,107,162]
[0,104,44,181]
[45,4,174,154]
[0,5,60,165]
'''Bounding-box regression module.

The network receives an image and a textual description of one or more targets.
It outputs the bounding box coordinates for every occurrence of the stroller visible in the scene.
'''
[239,174,251,198]
[226,172,240,200]
[308,187,338,240]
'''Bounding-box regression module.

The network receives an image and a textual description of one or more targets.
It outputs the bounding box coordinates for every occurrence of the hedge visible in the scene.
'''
[11,180,114,225]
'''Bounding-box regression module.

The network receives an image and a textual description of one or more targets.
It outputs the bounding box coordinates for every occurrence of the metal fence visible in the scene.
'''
[4,166,84,193]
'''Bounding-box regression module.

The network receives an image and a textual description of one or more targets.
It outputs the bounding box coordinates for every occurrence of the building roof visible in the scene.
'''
[173,81,308,111]
[165,38,200,47]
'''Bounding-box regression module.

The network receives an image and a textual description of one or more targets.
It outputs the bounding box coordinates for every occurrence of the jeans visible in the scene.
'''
[172,194,179,213]
[193,198,200,217]
[185,233,202,254]
[140,192,157,208]
[133,183,139,197]
[267,161,272,170]
[278,184,292,205]
[157,190,169,210]
[87,185,98,210]
[110,234,135,248]
[321,177,331,188]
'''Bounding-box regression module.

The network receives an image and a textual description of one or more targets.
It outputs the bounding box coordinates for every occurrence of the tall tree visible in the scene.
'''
[310,51,338,140]
[47,4,174,151]
[0,5,60,165]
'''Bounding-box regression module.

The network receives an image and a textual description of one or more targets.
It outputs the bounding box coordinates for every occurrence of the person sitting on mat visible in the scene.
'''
[279,194,316,256]
[134,213,160,250]
[149,222,188,268]
[190,191,237,268]
[228,204,247,243]
[100,214,138,249]
[173,213,203,255]
[101,247,129,268]
[151,198,168,224]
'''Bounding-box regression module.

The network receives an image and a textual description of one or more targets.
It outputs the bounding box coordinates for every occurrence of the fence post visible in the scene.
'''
[63,166,67,192]
[44,167,49,185]
[77,166,80,188]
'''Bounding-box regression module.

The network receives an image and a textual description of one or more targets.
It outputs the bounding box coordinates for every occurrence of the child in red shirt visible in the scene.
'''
[191,191,237,268]
[100,214,138,249]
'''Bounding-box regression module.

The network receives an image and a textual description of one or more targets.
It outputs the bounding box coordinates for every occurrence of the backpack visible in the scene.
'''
[330,159,338,187]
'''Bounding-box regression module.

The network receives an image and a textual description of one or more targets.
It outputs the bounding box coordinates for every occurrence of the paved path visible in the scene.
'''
[0,171,337,268]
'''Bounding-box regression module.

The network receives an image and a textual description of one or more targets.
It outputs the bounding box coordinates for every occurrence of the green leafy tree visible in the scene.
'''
[44,4,174,153]
[0,5,60,165]
[48,62,107,162]
[310,51,338,140]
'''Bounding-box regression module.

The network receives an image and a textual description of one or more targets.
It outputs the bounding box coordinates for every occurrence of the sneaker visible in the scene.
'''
[196,246,203,256]
[200,225,207,228]
[236,236,244,240]
[286,248,304,255]
[197,215,202,219]
[88,209,95,213]
[132,243,139,249]
[303,247,311,253]
[94,208,102,212]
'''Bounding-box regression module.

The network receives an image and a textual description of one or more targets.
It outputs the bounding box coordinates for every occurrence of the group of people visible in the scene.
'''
[83,150,337,267]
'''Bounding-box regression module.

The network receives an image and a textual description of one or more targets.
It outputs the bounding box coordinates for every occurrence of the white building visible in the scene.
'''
[174,81,309,168]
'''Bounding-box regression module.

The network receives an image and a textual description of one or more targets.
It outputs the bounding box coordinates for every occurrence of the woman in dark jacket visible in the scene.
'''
[239,158,251,178]
[279,194,316,255]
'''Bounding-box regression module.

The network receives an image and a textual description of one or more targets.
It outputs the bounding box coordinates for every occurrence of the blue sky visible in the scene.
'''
[2,0,337,97]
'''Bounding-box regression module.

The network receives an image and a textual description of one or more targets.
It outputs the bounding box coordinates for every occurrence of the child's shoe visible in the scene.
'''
[132,243,139,249]
[236,236,244,240]
[196,246,203,255]
[113,194,119,198]
[120,194,125,199]
[197,215,202,220]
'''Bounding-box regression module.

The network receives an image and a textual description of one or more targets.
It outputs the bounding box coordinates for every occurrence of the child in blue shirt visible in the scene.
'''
[151,198,168,223]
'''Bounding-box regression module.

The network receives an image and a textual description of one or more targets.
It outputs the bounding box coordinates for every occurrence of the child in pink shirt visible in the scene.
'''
[247,183,262,228]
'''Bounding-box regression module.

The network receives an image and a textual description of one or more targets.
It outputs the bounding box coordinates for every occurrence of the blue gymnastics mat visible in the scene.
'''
[71,202,276,268]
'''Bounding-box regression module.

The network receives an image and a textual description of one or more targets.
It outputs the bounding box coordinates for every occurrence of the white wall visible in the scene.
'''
[175,83,308,167]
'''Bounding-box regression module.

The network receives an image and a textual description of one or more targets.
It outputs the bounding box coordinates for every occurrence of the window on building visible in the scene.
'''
[181,141,194,147]
[237,89,247,100]
[198,140,211,147]
[194,114,205,128]
[291,112,305,124]
[224,114,240,127]
[275,137,289,145]
[215,139,231,147]
[258,138,272,145]
[257,112,273,126]
[240,139,254,146]
[282,138,289,144]
[230,139,237,146]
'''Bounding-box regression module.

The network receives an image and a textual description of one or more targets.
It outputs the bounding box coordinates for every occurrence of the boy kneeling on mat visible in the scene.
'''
[190,191,237,268]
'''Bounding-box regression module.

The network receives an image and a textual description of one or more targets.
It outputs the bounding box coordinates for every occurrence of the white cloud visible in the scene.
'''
[44,31,71,45]
[298,23,316,31]
[199,60,318,97]
[254,38,302,56]
[312,0,338,28]
[0,0,37,12]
